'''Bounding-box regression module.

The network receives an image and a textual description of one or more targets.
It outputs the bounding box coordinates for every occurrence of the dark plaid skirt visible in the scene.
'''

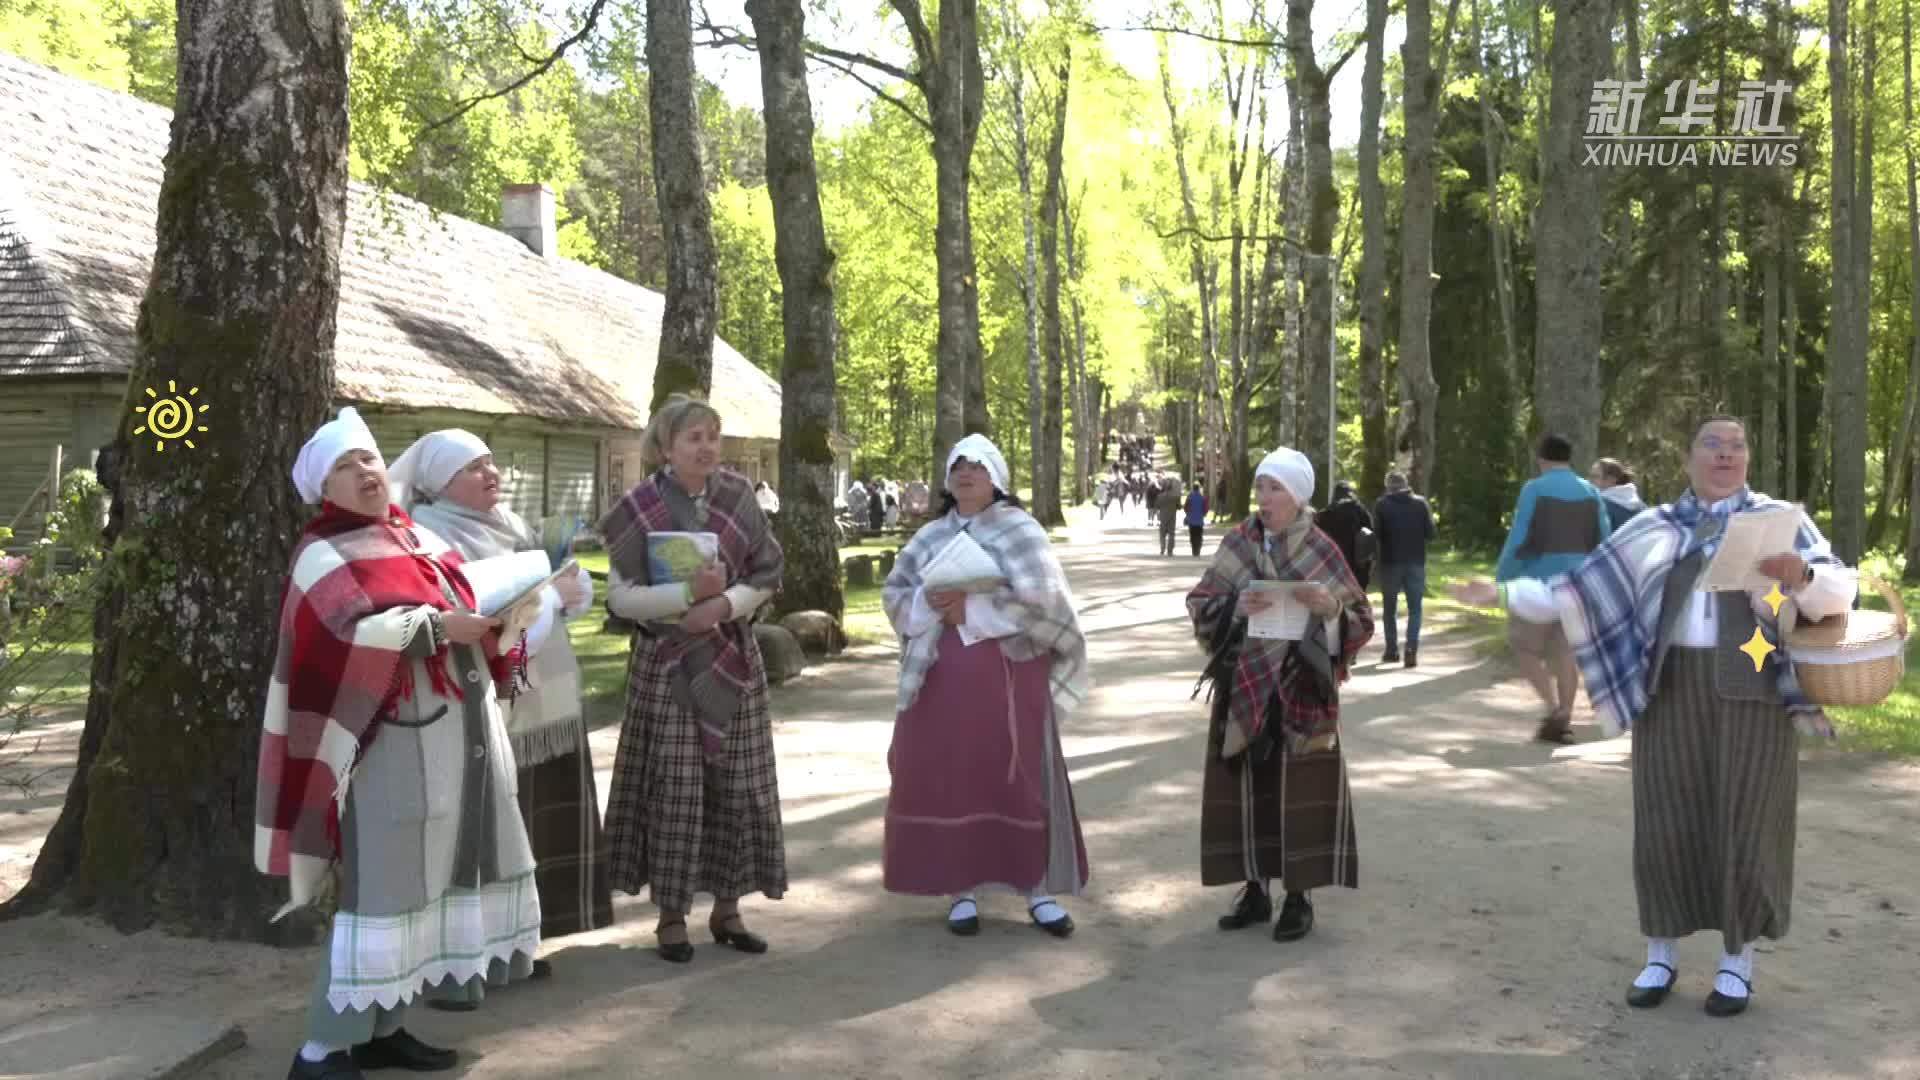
[604,632,787,913]
[518,736,615,939]
[1200,692,1358,892]
[1632,647,1798,953]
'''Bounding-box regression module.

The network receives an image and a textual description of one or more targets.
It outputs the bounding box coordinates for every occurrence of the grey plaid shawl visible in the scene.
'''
[883,502,1089,716]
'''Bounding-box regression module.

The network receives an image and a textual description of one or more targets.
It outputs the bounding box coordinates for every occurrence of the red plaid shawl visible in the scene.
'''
[253,502,509,913]
[598,468,783,762]
[1186,511,1373,750]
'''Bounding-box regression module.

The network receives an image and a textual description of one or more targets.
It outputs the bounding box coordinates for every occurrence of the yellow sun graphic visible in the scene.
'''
[132,380,211,452]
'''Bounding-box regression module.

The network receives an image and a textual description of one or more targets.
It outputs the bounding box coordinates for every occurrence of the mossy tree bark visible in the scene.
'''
[1,0,351,937]
[647,0,719,407]
[747,0,844,620]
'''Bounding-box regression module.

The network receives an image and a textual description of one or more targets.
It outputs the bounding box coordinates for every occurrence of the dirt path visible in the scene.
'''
[5,518,1919,1078]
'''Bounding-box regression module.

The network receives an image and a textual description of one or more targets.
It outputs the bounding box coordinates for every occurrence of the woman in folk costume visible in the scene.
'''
[600,394,787,963]
[257,408,547,1080]
[388,430,609,1009]
[881,434,1091,937]
[1465,416,1856,1018]
[1186,447,1373,944]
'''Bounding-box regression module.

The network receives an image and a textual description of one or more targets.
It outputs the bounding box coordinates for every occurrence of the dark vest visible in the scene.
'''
[1647,532,1779,704]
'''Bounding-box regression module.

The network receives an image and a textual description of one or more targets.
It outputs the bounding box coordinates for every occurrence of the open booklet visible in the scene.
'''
[919,528,1007,594]
[459,550,575,644]
[1244,580,1316,641]
[1699,503,1803,592]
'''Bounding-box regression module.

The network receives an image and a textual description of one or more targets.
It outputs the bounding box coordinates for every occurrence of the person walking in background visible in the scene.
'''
[1494,433,1613,744]
[1313,482,1375,593]
[1591,457,1647,531]
[1155,474,1182,556]
[1371,471,1435,668]
[1185,481,1209,557]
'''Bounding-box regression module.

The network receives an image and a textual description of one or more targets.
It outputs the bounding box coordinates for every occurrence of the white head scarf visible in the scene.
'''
[947,433,1011,495]
[292,406,381,505]
[387,429,491,508]
[1254,446,1315,507]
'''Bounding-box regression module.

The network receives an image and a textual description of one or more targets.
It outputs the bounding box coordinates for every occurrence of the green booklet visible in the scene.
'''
[647,531,719,585]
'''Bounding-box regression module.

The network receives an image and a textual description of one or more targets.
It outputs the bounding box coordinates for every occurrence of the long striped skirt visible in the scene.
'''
[1200,692,1358,892]
[518,739,615,938]
[603,633,788,914]
[1632,647,1798,953]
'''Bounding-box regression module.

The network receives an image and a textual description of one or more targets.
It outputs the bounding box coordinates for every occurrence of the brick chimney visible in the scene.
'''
[500,183,556,256]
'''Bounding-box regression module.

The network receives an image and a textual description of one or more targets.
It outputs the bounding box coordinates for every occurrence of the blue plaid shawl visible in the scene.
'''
[1548,487,1841,737]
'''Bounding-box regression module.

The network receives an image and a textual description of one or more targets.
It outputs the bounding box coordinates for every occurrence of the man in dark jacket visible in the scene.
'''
[1314,481,1375,591]
[1372,471,1436,667]
[1154,474,1182,555]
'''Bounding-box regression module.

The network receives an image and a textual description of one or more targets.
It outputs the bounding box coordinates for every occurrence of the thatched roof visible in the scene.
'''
[0,53,782,439]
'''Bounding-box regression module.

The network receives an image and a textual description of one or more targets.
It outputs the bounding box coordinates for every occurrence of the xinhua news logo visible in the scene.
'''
[1585,79,1800,167]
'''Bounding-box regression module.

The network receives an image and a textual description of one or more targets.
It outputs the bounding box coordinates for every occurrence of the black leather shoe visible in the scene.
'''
[1218,882,1272,930]
[1626,962,1676,1008]
[1273,891,1314,942]
[1404,647,1417,669]
[657,921,694,963]
[711,916,769,954]
[289,1051,364,1079]
[349,1029,457,1072]
[1029,901,1075,939]
[1381,648,1400,664]
[1704,970,1752,1017]
[530,958,553,979]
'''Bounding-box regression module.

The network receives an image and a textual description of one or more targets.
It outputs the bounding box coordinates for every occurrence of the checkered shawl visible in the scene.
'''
[599,468,783,762]
[1186,512,1373,751]
[883,501,1089,717]
[254,503,509,913]
[1546,486,1839,737]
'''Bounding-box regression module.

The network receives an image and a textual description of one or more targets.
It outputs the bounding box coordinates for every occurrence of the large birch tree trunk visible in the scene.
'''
[1356,0,1390,499]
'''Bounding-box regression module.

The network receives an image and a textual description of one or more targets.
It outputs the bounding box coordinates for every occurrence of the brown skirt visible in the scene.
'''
[603,632,787,913]
[1200,693,1358,892]
[518,740,614,939]
[1632,647,1798,953]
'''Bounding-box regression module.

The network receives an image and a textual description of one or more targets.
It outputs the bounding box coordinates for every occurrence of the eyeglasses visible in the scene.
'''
[1695,436,1748,454]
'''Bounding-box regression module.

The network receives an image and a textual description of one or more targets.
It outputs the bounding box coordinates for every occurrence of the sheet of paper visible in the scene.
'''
[1700,504,1803,592]
[464,551,554,615]
[1245,580,1313,641]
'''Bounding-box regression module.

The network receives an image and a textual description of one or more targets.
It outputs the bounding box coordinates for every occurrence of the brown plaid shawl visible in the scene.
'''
[598,468,783,763]
[1186,511,1373,754]
[883,501,1089,717]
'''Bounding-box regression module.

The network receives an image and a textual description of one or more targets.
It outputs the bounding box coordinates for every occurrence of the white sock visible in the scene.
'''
[1633,937,1678,988]
[1028,892,1068,923]
[299,1041,345,1063]
[1716,943,1755,997]
[948,893,977,921]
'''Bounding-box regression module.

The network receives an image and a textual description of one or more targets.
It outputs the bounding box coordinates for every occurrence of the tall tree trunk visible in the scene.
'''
[1530,0,1612,466]
[1160,41,1224,505]
[1760,208,1783,494]
[1830,0,1872,561]
[1397,0,1446,492]
[1356,0,1390,499]
[1065,190,1091,503]
[893,0,989,489]
[1,0,350,936]
[1472,0,1521,455]
[1288,0,1339,489]
[1878,0,1920,548]
[647,0,718,405]
[747,0,842,619]
[1037,57,1071,524]
[1786,209,1800,500]
[1279,74,1304,449]
[1003,24,1045,507]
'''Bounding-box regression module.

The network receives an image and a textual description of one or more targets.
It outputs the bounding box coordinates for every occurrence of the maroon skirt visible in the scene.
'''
[883,627,1089,897]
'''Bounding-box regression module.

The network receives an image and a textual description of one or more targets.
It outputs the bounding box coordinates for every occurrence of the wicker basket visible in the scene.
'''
[1783,574,1909,707]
